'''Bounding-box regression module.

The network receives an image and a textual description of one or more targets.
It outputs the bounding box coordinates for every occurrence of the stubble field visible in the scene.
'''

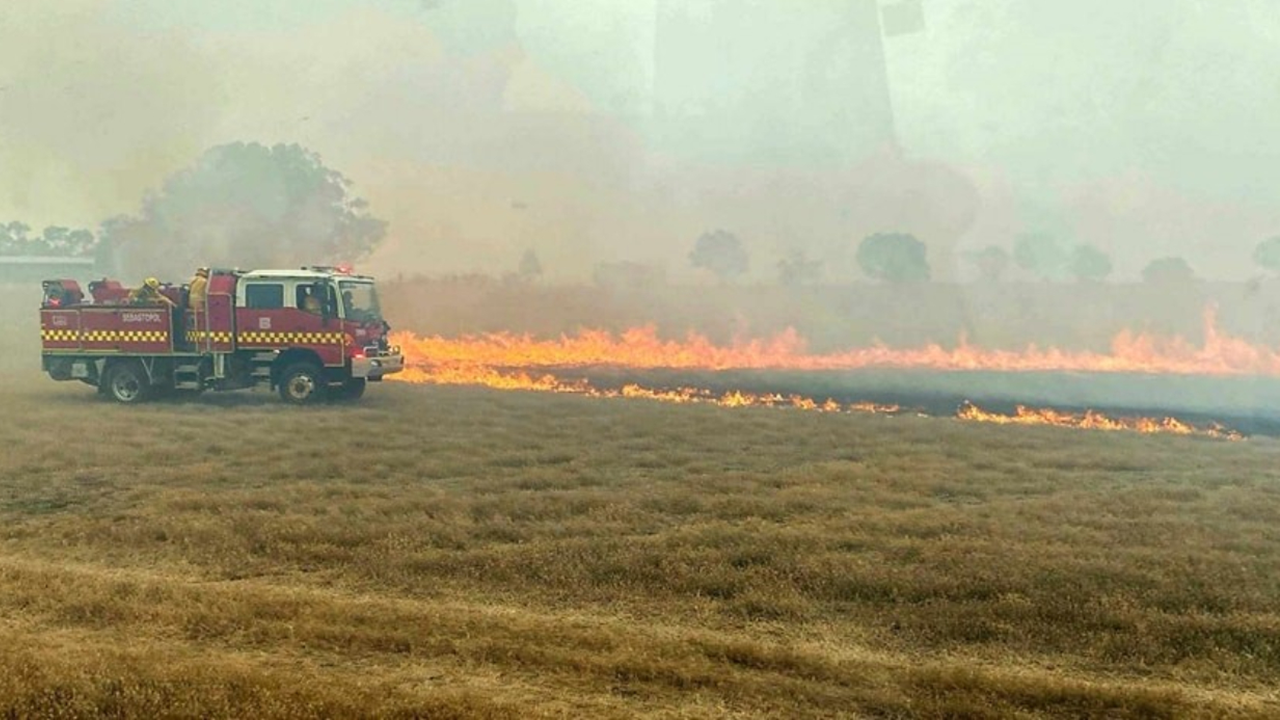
[1,375,1279,718]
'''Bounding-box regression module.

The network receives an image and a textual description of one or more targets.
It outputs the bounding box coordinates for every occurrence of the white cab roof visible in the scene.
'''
[240,269,374,281]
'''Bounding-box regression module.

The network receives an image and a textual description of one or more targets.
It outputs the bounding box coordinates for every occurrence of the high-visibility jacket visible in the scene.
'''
[128,286,176,307]
[188,275,209,311]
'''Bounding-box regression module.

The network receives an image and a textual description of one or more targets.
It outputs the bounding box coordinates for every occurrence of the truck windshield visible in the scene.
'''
[339,281,382,322]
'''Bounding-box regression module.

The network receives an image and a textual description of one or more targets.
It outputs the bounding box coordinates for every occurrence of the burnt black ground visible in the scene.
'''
[550,367,1280,437]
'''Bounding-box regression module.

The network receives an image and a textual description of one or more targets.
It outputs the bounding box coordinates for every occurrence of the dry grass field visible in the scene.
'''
[2,374,1279,718]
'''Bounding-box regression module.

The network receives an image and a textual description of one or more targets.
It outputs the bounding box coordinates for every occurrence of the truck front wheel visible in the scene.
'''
[278,363,326,405]
[332,377,366,401]
[103,362,151,404]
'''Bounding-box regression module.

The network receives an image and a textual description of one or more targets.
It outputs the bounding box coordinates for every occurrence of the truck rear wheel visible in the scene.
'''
[278,363,326,405]
[332,378,366,401]
[103,361,150,404]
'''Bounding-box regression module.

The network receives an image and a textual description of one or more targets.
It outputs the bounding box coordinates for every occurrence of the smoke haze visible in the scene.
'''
[3,0,1279,280]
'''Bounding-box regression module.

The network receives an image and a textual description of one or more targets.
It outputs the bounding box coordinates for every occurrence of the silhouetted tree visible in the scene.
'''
[1252,236,1280,274]
[689,229,748,282]
[518,248,543,279]
[0,222,96,256]
[963,245,1010,282]
[1013,233,1068,281]
[0,222,32,255]
[42,226,97,256]
[1070,243,1112,282]
[1142,256,1196,284]
[777,250,823,286]
[98,142,387,277]
[856,232,930,282]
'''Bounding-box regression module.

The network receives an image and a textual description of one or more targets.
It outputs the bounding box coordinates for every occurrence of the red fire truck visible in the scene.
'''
[39,266,404,404]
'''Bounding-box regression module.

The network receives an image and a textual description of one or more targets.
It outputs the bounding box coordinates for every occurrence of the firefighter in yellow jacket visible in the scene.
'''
[128,277,177,308]
[187,267,209,312]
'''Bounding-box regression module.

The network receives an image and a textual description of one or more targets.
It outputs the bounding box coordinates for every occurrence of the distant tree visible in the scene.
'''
[66,229,97,256]
[689,229,748,282]
[517,248,543,279]
[1252,236,1280,274]
[0,222,31,255]
[98,142,387,277]
[1013,234,1069,281]
[40,226,97,256]
[856,232,930,283]
[33,226,64,255]
[1069,243,1112,282]
[777,250,823,286]
[1142,256,1196,284]
[963,245,1010,282]
[0,221,96,256]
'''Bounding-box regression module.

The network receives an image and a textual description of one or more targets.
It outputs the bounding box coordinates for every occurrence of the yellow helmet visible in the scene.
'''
[195,267,209,277]
[144,277,160,289]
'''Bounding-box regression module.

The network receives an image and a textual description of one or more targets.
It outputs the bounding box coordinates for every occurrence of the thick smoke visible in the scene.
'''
[99,142,386,279]
[1,0,1278,282]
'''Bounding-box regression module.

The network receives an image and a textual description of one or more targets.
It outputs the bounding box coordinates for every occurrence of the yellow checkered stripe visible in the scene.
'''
[41,329,79,342]
[82,330,169,343]
[238,331,344,345]
[188,330,233,343]
[43,329,169,343]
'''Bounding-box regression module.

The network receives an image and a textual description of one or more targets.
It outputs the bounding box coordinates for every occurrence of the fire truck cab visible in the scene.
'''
[39,266,404,404]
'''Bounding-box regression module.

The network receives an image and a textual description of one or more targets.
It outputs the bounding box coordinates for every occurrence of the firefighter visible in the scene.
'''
[187,267,210,312]
[128,277,177,308]
[300,287,322,313]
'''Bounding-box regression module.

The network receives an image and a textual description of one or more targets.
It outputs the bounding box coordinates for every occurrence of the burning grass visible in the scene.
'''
[392,365,1244,441]
[388,306,1280,377]
[1,378,1279,717]
[386,307,1271,441]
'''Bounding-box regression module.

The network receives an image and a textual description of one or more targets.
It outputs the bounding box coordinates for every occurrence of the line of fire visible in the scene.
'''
[381,306,1280,441]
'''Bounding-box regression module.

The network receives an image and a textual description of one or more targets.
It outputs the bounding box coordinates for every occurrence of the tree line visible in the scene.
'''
[0,222,97,257]
[10,141,1280,287]
[2,142,386,278]
[960,235,1195,285]
[576,229,1278,285]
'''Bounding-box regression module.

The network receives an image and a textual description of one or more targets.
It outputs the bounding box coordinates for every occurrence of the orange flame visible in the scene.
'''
[391,307,1279,377]
[396,364,899,414]
[390,362,1238,440]
[387,309,1253,440]
[955,402,1242,441]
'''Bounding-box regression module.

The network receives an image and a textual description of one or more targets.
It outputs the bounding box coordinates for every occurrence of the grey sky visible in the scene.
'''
[1,0,1277,280]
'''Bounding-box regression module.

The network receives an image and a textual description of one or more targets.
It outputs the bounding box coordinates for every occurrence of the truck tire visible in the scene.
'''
[278,363,327,405]
[332,378,366,401]
[103,361,150,404]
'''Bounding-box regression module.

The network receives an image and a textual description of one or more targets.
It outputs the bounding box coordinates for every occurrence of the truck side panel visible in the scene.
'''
[40,309,81,351]
[79,307,174,354]
[235,306,346,366]
[187,279,236,353]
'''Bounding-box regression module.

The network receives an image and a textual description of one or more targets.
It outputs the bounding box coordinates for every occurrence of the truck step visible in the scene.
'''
[251,352,278,362]
[251,368,273,378]
[174,362,202,390]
